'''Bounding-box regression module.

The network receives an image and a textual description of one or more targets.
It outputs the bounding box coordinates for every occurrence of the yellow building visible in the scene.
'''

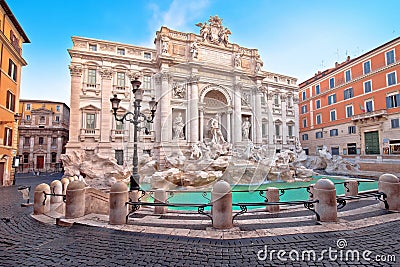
[0,0,29,186]
[18,100,70,173]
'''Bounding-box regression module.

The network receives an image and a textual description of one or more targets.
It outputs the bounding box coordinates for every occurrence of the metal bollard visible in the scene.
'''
[154,189,168,214]
[109,182,129,225]
[50,180,63,204]
[378,174,400,211]
[65,181,86,219]
[34,183,50,215]
[266,187,279,212]
[314,179,337,222]
[345,180,358,197]
[212,180,232,229]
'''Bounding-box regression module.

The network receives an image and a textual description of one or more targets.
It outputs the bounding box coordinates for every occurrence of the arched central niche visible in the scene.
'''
[202,88,230,142]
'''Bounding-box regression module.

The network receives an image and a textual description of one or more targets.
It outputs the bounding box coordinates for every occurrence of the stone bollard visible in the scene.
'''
[65,181,86,219]
[212,180,232,229]
[314,179,337,222]
[265,187,280,212]
[345,180,358,197]
[68,176,75,183]
[109,182,129,225]
[154,189,168,214]
[50,180,63,204]
[61,178,70,195]
[378,174,400,211]
[308,184,315,200]
[34,183,51,215]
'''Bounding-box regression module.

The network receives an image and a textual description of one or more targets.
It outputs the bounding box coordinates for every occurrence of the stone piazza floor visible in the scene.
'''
[0,173,399,266]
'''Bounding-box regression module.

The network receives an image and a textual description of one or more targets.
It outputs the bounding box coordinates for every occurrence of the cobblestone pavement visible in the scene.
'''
[0,175,399,266]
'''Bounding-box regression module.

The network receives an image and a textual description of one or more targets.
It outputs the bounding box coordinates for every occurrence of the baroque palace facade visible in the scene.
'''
[18,100,70,173]
[66,16,299,167]
[299,36,400,157]
[0,0,29,186]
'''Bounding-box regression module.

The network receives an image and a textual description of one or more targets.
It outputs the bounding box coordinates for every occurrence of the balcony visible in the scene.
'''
[286,135,296,143]
[286,108,295,117]
[112,85,130,98]
[351,109,387,122]
[80,128,100,141]
[274,135,282,144]
[272,107,282,115]
[110,129,128,142]
[82,83,101,95]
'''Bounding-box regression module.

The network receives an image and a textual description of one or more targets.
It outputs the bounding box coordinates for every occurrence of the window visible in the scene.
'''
[24,137,30,146]
[275,125,280,136]
[274,94,280,106]
[287,79,291,84]
[116,120,124,130]
[344,88,354,100]
[392,118,400,128]
[261,96,266,105]
[348,126,356,134]
[117,48,125,55]
[23,153,29,164]
[329,77,335,89]
[302,91,306,100]
[51,152,57,163]
[6,91,15,111]
[363,61,371,74]
[26,115,31,121]
[347,143,357,154]
[56,105,60,112]
[301,105,308,114]
[302,134,308,140]
[316,114,322,125]
[38,137,44,145]
[3,128,12,146]
[89,44,97,51]
[87,69,97,85]
[143,75,151,90]
[386,50,395,65]
[315,99,321,109]
[346,105,353,118]
[328,94,337,105]
[315,84,320,95]
[288,125,293,137]
[55,115,60,122]
[144,52,151,59]
[345,70,351,82]
[274,76,278,82]
[365,100,374,112]
[316,132,323,139]
[302,118,307,128]
[364,80,372,93]
[262,122,267,137]
[387,72,397,86]
[8,59,17,81]
[86,113,96,129]
[386,93,400,108]
[115,150,124,165]
[26,103,31,110]
[330,110,336,121]
[39,116,45,124]
[52,137,57,146]
[330,129,338,136]
[117,72,125,88]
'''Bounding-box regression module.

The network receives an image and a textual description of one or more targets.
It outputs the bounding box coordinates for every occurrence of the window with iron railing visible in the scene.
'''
[87,69,97,86]
[116,72,125,89]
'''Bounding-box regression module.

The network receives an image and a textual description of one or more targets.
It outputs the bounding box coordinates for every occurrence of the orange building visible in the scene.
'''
[0,0,29,186]
[299,36,400,158]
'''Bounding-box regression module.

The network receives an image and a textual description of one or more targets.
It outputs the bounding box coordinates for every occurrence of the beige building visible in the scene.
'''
[18,100,70,173]
[66,16,298,168]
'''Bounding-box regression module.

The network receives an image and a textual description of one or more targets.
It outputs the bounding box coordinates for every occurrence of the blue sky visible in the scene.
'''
[7,0,400,105]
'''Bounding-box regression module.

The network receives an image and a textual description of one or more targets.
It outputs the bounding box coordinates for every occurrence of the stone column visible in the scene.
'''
[189,75,199,143]
[34,183,50,215]
[212,180,232,229]
[68,65,83,143]
[199,107,204,142]
[281,94,287,145]
[378,173,400,211]
[266,187,279,212]
[233,83,242,144]
[314,179,337,222]
[99,68,113,154]
[57,137,62,162]
[255,90,262,145]
[345,180,358,197]
[226,110,232,143]
[154,189,168,214]
[109,182,129,225]
[47,136,51,170]
[50,180,63,204]
[160,71,171,142]
[65,181,86,219]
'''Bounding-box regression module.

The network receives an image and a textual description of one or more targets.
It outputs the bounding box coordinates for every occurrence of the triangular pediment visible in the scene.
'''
[80,104,101,111]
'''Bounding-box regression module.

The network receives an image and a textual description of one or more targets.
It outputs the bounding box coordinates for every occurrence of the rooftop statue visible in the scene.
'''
[196,15,231,46]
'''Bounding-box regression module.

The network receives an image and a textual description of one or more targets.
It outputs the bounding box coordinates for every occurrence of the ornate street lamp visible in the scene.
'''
[110,77,158,191]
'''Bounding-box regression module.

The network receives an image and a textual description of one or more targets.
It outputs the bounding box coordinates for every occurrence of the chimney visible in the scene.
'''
[335,62,339,67]
[347,56,350,62]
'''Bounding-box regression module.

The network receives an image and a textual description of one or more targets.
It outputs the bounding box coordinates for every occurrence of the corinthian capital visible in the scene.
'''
[100,68,113,80]
[69,64,82,77]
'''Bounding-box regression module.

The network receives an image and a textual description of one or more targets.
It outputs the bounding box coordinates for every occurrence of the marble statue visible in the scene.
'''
[255,55,263,73]
[234,53,242,67]
[161,36,169,54]
[173,113,185,139]
[209,115,225,144]
[190,41,198,59]
[242,117,251,140]
[173,82,185,98]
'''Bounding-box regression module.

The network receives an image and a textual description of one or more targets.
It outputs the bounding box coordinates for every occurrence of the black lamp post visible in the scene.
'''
[110,78,158,191]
